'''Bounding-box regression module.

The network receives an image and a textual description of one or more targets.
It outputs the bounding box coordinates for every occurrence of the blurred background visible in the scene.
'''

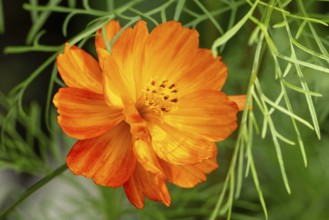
[1,0,329,219]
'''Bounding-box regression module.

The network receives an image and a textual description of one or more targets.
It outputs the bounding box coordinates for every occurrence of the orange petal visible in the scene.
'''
[110,20,149,101]
[53,87,124,139]
[164,90,238,142]
[176,49,228,95]
[134,139,166,178]
[95,20,121,50]
[123,163,170,209]
[160,146,218,188]
[228,95,247,111]
[100,49,130,107]
[143,21,199,84]
[66,122,136,187]
[122,101,165,177]
[56,43,102,93]
[148,122,216,165]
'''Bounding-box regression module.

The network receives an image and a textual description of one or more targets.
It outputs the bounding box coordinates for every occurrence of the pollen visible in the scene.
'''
[144,79,179,114]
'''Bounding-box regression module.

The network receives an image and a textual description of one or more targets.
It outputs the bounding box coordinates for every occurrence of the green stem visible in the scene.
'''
[0,164,68,219]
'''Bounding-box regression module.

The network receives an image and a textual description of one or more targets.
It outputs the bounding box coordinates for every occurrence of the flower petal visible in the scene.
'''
[148,122,216,165]
[123,163,170,209]
[164,90,239,142]
[122,101,165,177]
[100,49,130,107]
[66,122,136,187]
[56,43,102,93]
[134,139,166,178]
[53,87,124,139]
[176,49,228,95]
[160,146,218,188]
[143,21,199,84]
[228,95,247,111]
[111,20,149,101]
[100,22,151,106]
[95,20,121,50]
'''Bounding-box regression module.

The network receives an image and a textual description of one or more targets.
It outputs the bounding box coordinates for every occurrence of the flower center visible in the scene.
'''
[143,79,179,115]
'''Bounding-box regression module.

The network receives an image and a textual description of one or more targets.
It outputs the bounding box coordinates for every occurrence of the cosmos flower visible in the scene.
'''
[53,20,246,208]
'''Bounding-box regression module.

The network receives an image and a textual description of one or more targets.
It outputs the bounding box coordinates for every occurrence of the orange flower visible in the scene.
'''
[53,20,246,209]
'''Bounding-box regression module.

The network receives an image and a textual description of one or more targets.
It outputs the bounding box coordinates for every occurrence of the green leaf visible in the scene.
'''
[211,0,259,56]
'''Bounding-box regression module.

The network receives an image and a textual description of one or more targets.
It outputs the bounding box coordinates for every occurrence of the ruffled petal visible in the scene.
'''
[143,21,199,84]
[161,147,218,188]
[100,49,133,107]
[111,20,149,101]
[123,163,170,209]
[99,23,149,106]
[164,90,239,142]
[176,49,228,95]
[56,43,102,94]
[95,20,121,50]
[66,122,136,187]
[228,95,247,111]
[160,146,218,188]
[122,101,165,177]
[53,87,124,140]
[134,139,165,178]
[148,122,216,165]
